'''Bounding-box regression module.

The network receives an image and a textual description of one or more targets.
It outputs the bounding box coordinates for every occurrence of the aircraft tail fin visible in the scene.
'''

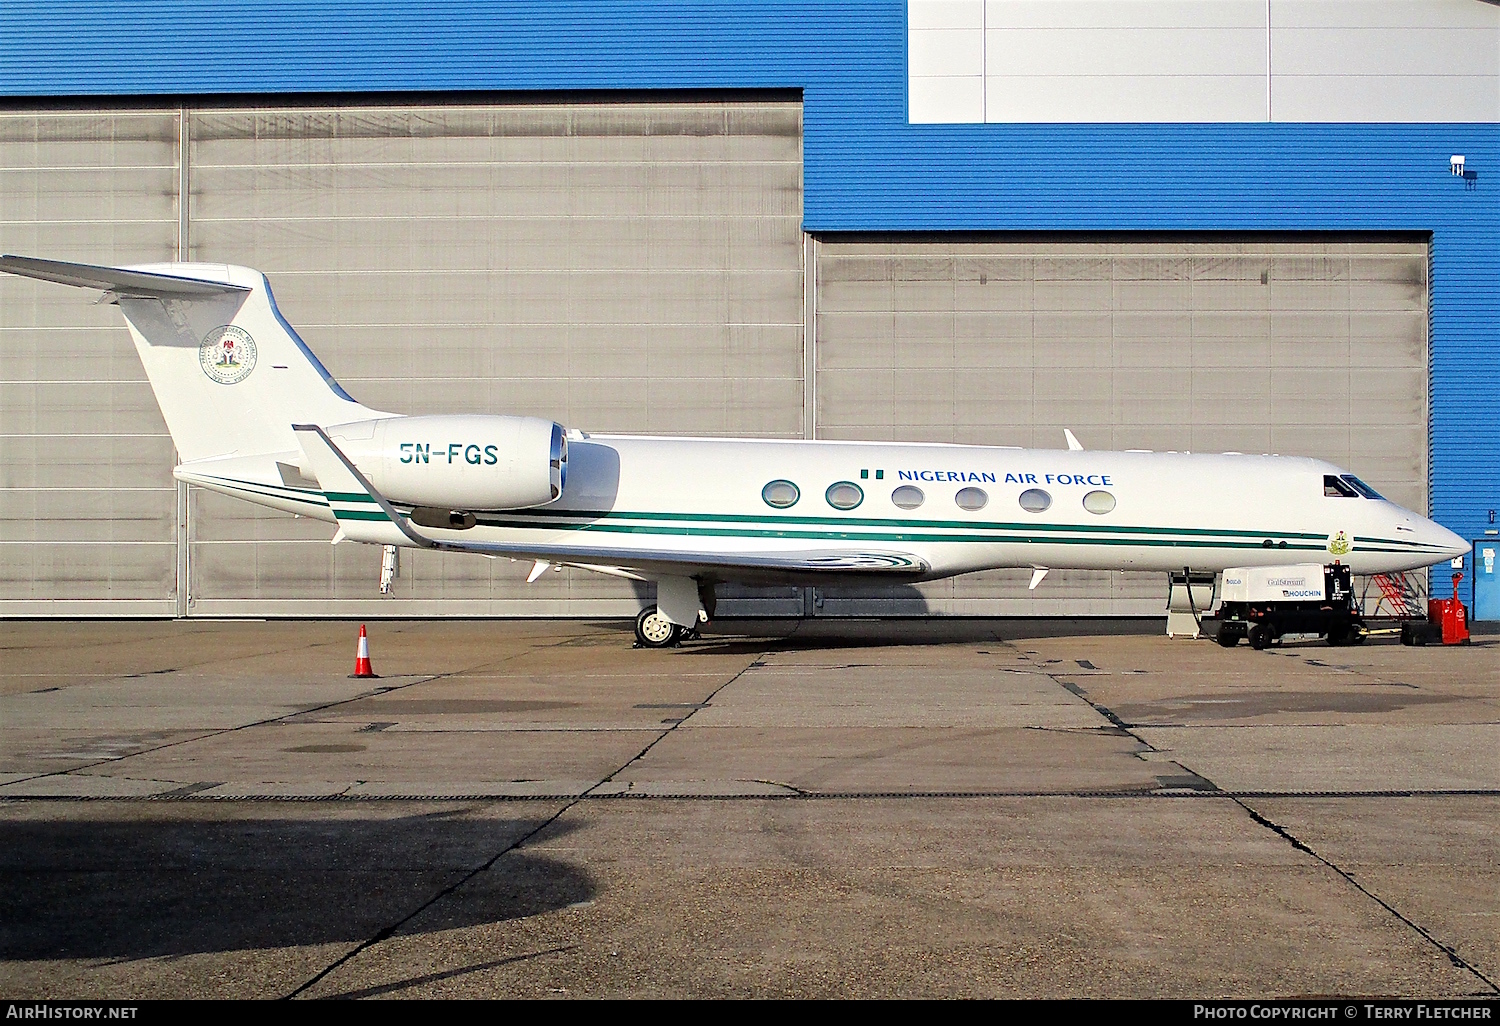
[0,256,388,463]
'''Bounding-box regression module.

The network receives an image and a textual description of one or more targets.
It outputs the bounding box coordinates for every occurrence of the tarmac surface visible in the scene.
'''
[0,616,1497,999]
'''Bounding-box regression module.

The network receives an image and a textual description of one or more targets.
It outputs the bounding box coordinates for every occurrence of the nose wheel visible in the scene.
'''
[634,606,682,648]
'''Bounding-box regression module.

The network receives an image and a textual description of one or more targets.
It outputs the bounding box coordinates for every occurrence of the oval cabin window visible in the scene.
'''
[1018,488,1052,513]
[891,485,924,509]
[1083,489,1116,515]
[762,480,800,509]
[825,481,864,510]
[954,486,988,511]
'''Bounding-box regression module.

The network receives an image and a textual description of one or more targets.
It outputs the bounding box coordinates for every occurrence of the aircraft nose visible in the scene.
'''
[1424,519,1470,561]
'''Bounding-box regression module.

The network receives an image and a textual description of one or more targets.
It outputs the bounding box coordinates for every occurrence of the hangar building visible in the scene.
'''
[1,1,1496,619]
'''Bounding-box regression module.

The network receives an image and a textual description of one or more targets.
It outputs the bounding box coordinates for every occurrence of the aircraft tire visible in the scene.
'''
[1216,629,1241,648]
[634,606,682,649]
[1248,625,1271,650]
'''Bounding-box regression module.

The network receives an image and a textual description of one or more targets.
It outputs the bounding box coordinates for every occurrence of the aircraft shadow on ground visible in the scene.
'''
[590,615,1167,654]
[0,807,593,961]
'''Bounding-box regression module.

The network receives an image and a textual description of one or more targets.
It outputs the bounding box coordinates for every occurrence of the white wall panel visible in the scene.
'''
[911,0,1500,122]
[989,27,1266,76]
[983,1,1268,29]
[984,75,1266,124]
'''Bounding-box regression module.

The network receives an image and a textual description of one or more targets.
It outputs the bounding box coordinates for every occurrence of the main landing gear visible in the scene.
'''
[635,606,690,648]
[633,579,714,648]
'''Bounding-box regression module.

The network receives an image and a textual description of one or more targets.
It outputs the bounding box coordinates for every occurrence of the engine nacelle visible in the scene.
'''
[325,414,566,510]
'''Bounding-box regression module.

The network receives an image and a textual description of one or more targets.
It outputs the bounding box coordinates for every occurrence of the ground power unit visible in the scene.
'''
[1215,563,1362,649]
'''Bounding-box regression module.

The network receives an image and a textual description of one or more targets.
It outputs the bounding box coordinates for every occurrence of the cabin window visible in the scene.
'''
[891,485,924,509]
[1341,475,1384,500]
[1018,488,1051,513]
[955,486,988,511]
[1083,490,1116,514]
[826,481,864,510]
[1324,475,1359,498]
[762,480,800,509]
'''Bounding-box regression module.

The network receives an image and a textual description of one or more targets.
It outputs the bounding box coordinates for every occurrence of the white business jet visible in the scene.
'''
[0,257,1468,646]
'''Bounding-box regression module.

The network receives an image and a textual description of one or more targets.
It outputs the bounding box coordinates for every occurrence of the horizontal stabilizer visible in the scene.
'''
[0,255,249,297]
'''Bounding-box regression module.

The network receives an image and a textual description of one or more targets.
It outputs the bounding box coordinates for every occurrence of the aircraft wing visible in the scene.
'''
[291,424,929,577]
[463,546,930,576]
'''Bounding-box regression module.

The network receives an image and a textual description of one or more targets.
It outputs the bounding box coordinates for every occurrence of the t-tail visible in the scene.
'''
[0,255,387,463]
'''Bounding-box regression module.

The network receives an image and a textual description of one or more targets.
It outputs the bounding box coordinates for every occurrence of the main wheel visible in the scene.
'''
[634,606,682,649]
[1248,625,1271,650]
[1217,628,1241,648]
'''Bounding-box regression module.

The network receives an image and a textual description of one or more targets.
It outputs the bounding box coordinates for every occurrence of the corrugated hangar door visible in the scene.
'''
[0,111,182,616]
[185,99,804,616]
[811,235,1429,616]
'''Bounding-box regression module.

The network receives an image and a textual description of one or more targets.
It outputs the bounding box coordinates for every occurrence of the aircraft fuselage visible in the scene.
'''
[178,432,1462,584]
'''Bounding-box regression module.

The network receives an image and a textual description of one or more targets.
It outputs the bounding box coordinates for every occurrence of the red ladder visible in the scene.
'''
[1372,572,1421,619]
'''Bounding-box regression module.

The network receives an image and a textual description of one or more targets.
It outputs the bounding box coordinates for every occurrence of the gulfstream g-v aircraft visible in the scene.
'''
[1,256,1469,647]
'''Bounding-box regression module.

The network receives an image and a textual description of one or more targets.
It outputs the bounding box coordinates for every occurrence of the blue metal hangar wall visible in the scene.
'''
[0,1,1495,618]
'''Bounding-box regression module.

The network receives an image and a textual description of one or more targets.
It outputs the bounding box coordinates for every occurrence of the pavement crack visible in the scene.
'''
[4,649,529,792]
[1008,645,1226,794]
[283,802,582,999]
[284,644,769,999]
[585,648,768,792]
[321,944,581,999]
[1008,644,1154,745]
[1235,798,1500,994]
[3,676,445,791]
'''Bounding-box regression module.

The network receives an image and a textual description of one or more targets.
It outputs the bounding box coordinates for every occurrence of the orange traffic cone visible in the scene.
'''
[350,624,379,678]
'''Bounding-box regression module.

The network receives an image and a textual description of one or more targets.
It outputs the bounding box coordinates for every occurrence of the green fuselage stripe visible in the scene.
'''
[512,506,1331,540]
[200,474,1436,554]
[333,509,392,522]
[468,516,1328,550]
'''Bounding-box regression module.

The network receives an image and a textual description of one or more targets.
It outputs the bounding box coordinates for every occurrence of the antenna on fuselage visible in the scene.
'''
[1064,429,1083,451]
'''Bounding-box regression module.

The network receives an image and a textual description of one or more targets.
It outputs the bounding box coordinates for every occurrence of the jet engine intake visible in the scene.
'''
[326,414,566,510]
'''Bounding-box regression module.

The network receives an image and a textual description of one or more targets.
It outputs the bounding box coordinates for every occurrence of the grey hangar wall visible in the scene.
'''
[0,100,1430,618]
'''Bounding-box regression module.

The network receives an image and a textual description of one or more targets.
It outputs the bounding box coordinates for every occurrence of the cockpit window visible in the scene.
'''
[1324,475,1359,498]
[1341,475,1384,500]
